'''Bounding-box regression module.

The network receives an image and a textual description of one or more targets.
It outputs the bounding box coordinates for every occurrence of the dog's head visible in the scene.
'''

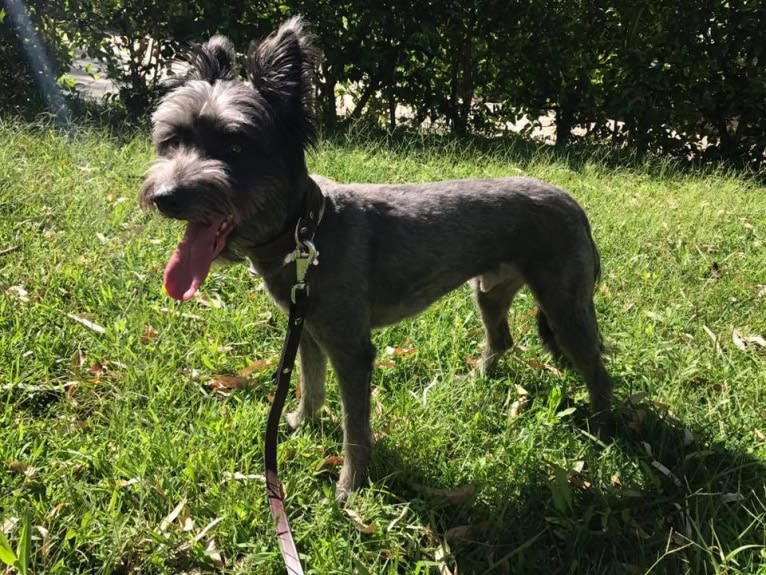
[139,17,319,300]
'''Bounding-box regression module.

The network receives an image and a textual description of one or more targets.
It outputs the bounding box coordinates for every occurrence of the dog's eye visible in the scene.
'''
[162,136,181,152]
[229,144,242,155]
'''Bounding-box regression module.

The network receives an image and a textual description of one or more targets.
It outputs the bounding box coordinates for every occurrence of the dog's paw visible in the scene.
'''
[285,410,302,432]
[335,465,366,505]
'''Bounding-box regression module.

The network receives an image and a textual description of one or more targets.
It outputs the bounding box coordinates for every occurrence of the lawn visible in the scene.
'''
[1,120,765,574]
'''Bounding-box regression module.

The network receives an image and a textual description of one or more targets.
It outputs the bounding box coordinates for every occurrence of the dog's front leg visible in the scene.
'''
[323,335,376,503]
[286,330,327,430]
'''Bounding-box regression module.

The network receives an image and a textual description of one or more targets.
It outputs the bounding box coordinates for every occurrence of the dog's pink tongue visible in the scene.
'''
[163,217,226,301]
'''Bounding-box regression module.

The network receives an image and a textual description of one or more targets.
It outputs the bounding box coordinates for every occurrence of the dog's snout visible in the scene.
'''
[151,184,183,216]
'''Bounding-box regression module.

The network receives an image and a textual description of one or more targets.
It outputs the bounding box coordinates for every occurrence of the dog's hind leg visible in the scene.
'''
[527,267,613,437]
[286,330,327,430]
[471,268,524,375]
[536,310,565,364]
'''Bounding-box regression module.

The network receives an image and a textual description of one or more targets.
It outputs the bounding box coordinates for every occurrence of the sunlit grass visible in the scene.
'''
[1,120,765,574]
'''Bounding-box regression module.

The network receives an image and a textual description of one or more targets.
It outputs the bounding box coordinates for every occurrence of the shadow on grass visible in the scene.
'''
[370,396,766,575]
[322,123,765,183]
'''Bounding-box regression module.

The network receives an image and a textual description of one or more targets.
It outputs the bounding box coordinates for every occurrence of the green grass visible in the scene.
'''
[1,119,765,575]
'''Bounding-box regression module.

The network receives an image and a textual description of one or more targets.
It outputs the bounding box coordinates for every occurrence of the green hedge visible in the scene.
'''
[3,0,764,167]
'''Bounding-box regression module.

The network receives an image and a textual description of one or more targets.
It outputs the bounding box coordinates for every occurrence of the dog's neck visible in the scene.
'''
[247,176,324,267]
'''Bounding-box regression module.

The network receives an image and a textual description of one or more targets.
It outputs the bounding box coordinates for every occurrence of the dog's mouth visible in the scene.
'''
[163,214,236,301]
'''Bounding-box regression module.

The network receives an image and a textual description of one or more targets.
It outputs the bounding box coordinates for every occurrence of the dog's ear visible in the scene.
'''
[187,35,238,83]
[247,16,321,147]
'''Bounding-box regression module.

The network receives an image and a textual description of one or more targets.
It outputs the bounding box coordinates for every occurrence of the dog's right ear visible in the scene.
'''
[186,35,238,83]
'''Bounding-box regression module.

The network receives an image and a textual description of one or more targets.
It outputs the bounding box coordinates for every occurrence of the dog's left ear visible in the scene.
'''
[247,16,321,147]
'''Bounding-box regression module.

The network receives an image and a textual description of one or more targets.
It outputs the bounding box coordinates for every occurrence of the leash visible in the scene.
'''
[263,184,324,575]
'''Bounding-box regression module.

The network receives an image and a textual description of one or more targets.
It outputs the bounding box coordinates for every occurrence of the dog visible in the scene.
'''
[139,17,614,503]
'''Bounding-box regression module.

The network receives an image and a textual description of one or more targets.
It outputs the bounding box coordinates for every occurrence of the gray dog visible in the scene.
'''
[140,17,614,502]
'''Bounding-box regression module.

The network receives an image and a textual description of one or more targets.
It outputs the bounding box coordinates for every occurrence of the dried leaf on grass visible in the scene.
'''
[193,517,224,543]
[160,499,187,533]
[66,312,106,334]
[344,508,377,534]
[207,375,253,396]
[527,358,562,377]
[702,325,722,356]
[141,325,159,344]
[317,455,344,472]
[425,484,476,505]
[509,395,529,419]
[733,328,766,351]
[444,521,494,545]
[71,347,86,368]
[116,477,140,488]
[384,346,417,357]
[237,358,275,377]
[7,285,29,302]
[221,471,265,483]
[205,537,225,568]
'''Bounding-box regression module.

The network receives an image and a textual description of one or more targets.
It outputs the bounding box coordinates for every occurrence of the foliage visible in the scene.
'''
[5,1,766,164]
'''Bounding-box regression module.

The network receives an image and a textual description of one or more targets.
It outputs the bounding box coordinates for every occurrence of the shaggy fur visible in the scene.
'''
[140,17,614,502]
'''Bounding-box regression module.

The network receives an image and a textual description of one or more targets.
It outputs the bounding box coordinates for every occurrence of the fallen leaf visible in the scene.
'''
[7,461,35,478]
[221,471,265,483]
[207,375,252,396]
[386,505,410,532]
[194,292,224,309]
[71,347,86,368]
[6,285,28,302]
[66,313,106,334]
[465,356,479,367]
[755,429,766,442]
[193,517,223,543]
[238,358,275,377]
[425,484,475,505]
[344,508,377,534]
[116,478,139,488]
[720,493,744,503]
[205,537,225,568]
[376,360,396,369]
[434,538,455,575]
[90,360,106,381]
[384,346,416,356]
[745,334,766,348]
[509,396,529,419]
[702,325,722,356]
[36,525,51,558]
[141,325,159,344]
[527,358,562,376]
[160,498,187,533]
[732,328,746,350]
[707,262,722,279]
[444,521,494,544]
[317,455,344,472]
[651,460,681,487]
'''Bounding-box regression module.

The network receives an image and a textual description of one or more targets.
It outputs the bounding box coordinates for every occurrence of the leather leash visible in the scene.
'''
[263,184,324,575]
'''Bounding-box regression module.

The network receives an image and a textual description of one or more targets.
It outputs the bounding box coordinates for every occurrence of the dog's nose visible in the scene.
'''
[151,184,182,216]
